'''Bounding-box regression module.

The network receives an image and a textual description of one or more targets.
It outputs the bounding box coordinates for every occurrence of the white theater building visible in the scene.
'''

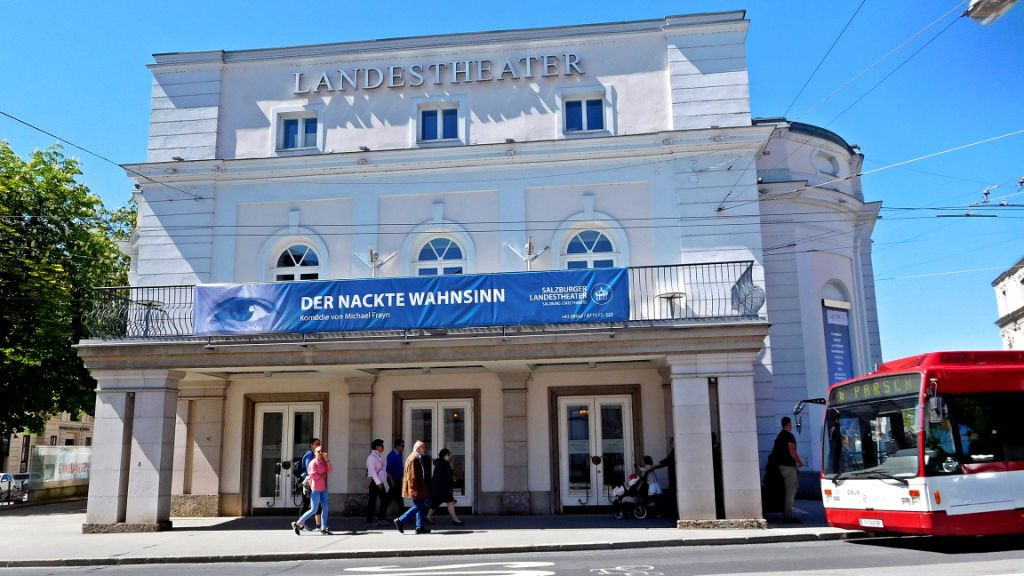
[78,11,882,531]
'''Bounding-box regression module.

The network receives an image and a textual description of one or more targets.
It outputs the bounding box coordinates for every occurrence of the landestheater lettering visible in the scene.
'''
[293,53,583,94]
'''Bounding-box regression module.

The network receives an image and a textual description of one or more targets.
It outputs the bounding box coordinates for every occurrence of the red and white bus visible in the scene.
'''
[819,350,1024,536]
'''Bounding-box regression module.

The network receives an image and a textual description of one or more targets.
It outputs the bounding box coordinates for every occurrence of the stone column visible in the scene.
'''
[666,354,765,529]
[716,370,763,521]
[666,355,716,523]
[345,376,375,515]
[498,371,531,514]
[172,380,226,516]
[84,389,132,527]
[84,369,184,533]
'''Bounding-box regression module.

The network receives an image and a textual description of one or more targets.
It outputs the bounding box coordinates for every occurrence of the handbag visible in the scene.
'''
[301,475,311,496]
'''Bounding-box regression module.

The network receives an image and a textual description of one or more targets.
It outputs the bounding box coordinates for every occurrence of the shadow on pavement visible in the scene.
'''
[850,534,1024,554]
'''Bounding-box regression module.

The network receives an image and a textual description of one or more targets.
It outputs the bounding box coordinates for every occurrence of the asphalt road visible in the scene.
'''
[6,536,1024,576]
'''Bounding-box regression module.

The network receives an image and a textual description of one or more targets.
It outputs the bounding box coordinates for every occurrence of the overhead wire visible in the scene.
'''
[0,109,204,202]
[792,0,969,121]
[822,14,962,126]
[722,127,1024,212]
[782,0,867,118]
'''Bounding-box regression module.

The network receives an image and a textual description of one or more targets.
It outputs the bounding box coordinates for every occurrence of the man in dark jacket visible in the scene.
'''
[771,417,804,523]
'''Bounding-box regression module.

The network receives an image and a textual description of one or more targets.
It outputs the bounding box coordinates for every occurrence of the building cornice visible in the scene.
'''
[992,255,1024,287]
[995,305,1024,329]
[149,12,747,69]
[124,126,774,184]
[76,322,771,374]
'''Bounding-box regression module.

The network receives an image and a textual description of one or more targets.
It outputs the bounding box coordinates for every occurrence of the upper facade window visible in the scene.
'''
[279,115,318,150]
[813,150,840,177]
[416,237,465,276]
[273,244,320,281]
[565,97,605,133]
[564,230,615,269]
[421,107,458,142]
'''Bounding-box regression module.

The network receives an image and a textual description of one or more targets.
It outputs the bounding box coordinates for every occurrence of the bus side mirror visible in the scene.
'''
[928,396,944,424]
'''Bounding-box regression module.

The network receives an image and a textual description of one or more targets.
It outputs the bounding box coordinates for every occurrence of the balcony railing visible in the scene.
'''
[84,261,764,340]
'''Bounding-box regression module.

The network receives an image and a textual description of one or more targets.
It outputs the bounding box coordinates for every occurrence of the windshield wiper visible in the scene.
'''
[832,468,909,486]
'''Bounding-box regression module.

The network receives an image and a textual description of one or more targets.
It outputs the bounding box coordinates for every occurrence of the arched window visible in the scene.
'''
[564,229,616,269]
[415,237,465,276]
[272,244,320,281]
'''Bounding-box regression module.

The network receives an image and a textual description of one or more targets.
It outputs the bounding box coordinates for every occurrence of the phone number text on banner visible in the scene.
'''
[194,268,629,336]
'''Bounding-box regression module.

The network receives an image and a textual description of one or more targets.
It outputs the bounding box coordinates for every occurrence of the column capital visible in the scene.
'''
[665,353,757,378]
[91,369,186,391]
[345,376,376,395]
[657,365,671,387]
[496,371,531,391]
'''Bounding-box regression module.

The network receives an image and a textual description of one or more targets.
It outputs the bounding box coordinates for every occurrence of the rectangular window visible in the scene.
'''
[49,436,57,446]
[280,116,317,150]
[420,107,458,142]
[565,97,604,133]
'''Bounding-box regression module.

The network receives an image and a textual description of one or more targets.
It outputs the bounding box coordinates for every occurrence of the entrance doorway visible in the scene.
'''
[557,395,634,507]
[251,402,322,511]
[402,399,474,509]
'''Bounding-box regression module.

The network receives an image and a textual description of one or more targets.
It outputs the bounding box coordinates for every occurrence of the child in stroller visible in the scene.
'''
[611,456,661,519]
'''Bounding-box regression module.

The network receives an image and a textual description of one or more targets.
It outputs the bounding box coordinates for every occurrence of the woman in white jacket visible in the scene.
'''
[365,438,389,525]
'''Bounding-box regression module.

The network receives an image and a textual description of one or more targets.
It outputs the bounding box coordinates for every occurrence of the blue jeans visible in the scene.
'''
[398,498,428,528]
[297,490,329,530]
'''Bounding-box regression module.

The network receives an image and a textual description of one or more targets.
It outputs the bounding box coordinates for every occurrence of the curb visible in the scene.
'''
[0,529,869,568]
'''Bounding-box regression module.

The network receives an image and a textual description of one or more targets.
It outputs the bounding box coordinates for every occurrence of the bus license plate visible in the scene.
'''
[859,518,884,528]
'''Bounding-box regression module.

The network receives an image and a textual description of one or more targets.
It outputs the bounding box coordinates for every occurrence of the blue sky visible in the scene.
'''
[1,1,1021,362]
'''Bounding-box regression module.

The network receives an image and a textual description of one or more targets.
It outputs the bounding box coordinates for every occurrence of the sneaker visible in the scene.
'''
[415,527,431,534]
[321,528,332,535]
[291,521,301,536]
[393,518,404,533]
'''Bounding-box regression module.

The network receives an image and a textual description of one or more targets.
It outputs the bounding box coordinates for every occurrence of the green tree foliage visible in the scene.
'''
[0,142,130,438]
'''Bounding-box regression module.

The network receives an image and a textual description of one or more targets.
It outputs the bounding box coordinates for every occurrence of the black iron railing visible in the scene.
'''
[84,261,764,340]
[85,285,194,339]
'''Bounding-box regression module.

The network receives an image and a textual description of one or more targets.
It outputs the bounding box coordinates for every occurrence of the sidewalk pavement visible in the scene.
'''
[0,498,865,567]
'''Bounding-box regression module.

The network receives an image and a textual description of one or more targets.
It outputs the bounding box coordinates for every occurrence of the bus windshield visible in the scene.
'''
[824,375,922,479]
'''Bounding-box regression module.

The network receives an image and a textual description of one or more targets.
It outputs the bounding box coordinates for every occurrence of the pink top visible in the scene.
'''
[307,458,333,492]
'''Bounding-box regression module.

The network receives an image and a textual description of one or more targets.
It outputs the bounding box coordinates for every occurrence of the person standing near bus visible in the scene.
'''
[771,417,804,523]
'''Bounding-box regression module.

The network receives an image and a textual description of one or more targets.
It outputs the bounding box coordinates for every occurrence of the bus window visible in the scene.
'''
[823,397,919,477]
[1002,393,1024,461]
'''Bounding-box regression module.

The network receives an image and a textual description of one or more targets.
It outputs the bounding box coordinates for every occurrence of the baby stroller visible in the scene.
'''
[611,468,653,519]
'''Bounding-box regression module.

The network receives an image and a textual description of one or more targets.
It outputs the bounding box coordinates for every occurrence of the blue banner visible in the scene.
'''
[823,305,854,385]
[194,268,630,336]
